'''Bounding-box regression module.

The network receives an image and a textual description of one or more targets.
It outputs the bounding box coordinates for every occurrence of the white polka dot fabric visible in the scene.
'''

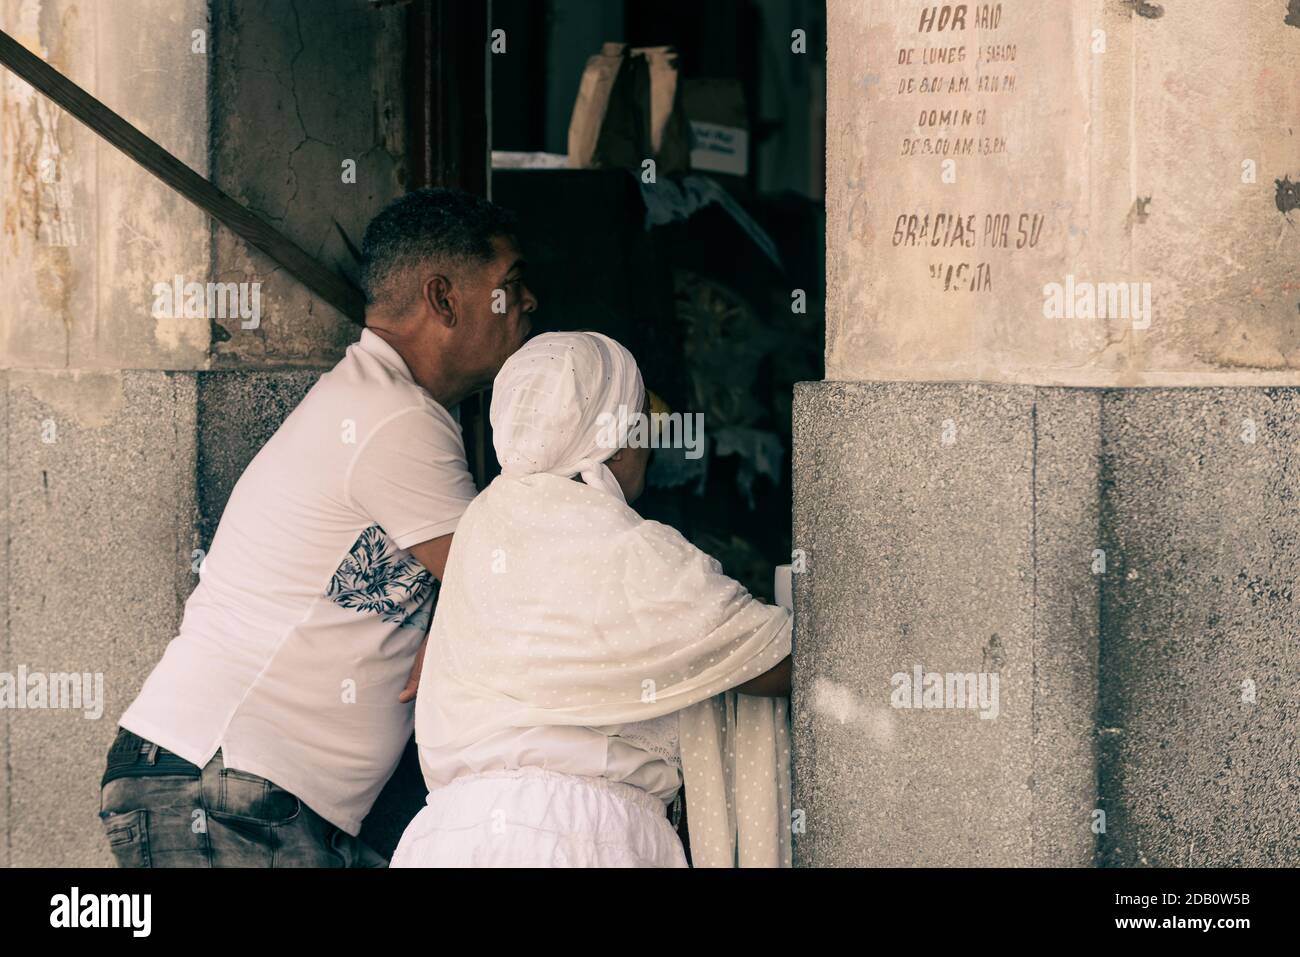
[414,332,793,867]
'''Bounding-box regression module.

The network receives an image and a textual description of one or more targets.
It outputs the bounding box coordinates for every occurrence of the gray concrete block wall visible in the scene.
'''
[1027,390,1102,866]
[3,371,198,866]
[0,370,336,865]
[195,370,321,545]
[792,380,1299,866]
[1097,390,1300,867]
[792,381,1049,866]
[0,372,8,867]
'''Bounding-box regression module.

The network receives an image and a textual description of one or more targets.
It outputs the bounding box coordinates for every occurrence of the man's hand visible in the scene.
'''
[397,533,455,702]
[398,636,427,704]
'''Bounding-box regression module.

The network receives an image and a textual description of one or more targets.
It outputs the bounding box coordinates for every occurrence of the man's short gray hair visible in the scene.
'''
[359,188,518,306]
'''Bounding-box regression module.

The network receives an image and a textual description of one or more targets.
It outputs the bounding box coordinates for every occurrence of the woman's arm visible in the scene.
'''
[732,655,791,697]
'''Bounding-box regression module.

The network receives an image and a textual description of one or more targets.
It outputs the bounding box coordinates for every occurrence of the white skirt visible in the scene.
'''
[390,766,688,868]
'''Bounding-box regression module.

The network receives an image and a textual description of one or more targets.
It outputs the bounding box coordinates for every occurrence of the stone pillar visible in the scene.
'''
[794,0,1300,866]
[0,0,405,865]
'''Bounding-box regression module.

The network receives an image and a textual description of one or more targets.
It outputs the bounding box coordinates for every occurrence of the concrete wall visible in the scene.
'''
[0,0,405,866]
[6,0,1292,870]
[825,1,1300,386]
[795,0,1300,866]
[1096,389,1300,866]
[792,383,1300,866]
[791,381,1100,866]
[4,371,199,866]
[209,0,406,364]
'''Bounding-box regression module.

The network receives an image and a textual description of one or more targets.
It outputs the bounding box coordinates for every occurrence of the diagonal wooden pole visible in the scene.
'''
[0,28,366,323]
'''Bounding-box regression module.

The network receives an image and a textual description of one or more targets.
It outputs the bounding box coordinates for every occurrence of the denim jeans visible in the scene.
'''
[98,727,387,867]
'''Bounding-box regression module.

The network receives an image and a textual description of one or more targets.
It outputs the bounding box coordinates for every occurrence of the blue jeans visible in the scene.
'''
[99,727,387,867]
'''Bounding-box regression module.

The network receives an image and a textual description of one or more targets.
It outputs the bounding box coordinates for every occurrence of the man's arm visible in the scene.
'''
[406,532,454,582]
[396,532,455,703]
[344,405,477,705]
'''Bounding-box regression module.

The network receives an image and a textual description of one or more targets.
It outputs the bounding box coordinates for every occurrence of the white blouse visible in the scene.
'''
[417,711,683,805]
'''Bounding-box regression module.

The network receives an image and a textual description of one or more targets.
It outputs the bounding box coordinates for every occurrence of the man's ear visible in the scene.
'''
[422,274,457,328]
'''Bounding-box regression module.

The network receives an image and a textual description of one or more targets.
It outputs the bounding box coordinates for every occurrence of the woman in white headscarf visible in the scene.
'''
[391,331,792,868]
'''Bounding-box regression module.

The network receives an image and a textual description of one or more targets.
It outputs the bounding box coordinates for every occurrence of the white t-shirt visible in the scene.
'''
[120,329,478,835]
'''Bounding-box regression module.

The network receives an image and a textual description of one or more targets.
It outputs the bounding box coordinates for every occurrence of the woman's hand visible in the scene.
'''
[733,656,791,697]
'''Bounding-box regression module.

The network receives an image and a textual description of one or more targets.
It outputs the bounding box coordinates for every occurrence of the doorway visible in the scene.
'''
[361,0,826,859]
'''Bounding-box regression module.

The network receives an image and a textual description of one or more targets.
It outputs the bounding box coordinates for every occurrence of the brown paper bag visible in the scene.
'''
[635,46,690,174]
[568,42,690,174]
[568,43,633,169]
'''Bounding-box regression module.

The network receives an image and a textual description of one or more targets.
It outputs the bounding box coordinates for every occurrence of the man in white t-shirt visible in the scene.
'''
[98,189,536,867]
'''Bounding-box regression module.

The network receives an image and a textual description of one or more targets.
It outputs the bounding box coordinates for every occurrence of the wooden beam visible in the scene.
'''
[406,0,495,488]
[407,0,489,195]
[0,28,367,323]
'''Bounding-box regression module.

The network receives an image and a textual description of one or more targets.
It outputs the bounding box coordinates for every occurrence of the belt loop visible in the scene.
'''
[145,743,159,765]
[200,752,221,814]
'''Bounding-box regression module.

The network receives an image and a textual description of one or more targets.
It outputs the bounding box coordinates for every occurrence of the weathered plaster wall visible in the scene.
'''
[209,0,405,365]
[2,0,211,370]
[826,1,1300,386]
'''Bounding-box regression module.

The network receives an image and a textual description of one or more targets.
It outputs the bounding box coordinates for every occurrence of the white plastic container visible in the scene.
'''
[774,564,793,612]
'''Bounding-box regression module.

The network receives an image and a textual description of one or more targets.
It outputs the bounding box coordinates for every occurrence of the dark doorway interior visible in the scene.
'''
[489,0,826,601]
[362,0,825,860]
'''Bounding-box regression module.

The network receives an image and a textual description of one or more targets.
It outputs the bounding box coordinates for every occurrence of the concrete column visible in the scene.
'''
[795,1,1299,866]
[0,0,405,865]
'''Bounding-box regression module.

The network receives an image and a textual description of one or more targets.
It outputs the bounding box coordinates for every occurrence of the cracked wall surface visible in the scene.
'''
[209,0,406,365]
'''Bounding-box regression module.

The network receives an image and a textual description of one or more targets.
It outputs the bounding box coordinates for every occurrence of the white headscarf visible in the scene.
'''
[490,331,645,502]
